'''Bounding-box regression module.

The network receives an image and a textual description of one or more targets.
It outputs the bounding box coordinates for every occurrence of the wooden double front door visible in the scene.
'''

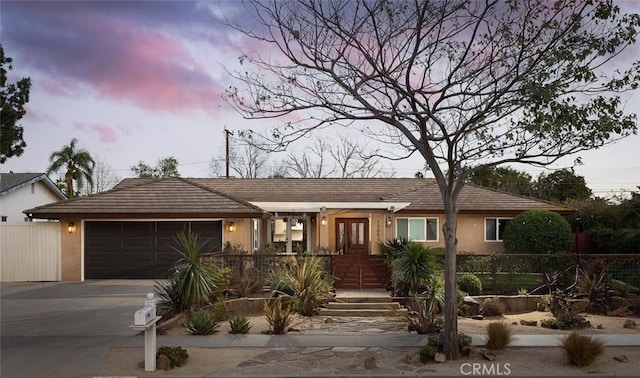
[333,218,389,289]
[335,218,368,255]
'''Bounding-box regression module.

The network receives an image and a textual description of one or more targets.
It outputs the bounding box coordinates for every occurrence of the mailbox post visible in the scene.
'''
[131,293,161,372]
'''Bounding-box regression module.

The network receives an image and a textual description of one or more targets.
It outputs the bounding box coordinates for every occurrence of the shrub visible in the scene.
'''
[211,299,231,322]
[268,256,333,316]
[577,259,610,314]
[549,290,591,330]
[457,273,482,295]
[390,242,438,296]
[264,297,294,334]
[486,321,513,350]
[420,332,472,362]
[503,210,572,254]
[157,346,189,368]
[229,316,251,334]
[154,276,183,318]
[405,280,444,334]
[237,271,264,298]
[481,298,505,317]
[560,332,605,367]
[187,309,219,335]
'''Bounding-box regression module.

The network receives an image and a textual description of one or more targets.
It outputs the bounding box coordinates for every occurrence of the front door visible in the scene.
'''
[336,218,369,255]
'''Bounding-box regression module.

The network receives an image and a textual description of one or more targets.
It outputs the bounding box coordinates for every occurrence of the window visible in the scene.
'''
[396,217,438,241]
[1,216,7,222]
[485,218,511,241]
[252,219,261,251]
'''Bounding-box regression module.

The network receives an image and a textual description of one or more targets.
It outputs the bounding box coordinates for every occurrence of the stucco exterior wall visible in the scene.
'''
[389,213,507,255]
[61,219,82,281]
[223,218,252,252]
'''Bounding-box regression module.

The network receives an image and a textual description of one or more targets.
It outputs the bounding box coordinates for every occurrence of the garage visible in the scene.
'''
[85,220,222,279]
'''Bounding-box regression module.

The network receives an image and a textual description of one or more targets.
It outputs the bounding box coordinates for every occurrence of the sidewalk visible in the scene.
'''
[120,332,640,349]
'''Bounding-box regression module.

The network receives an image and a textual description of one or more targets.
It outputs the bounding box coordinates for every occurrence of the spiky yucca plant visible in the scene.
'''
[560,332,605,367]
[229,316,252,334]
[486,321,513,350]
[171,231,218,309]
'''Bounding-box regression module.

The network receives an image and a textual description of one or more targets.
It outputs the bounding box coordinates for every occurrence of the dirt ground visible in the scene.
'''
[99,311,640,377]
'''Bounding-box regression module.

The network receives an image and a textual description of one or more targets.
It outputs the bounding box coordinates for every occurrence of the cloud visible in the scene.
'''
[2,1,231,114]
[74,122,119,143]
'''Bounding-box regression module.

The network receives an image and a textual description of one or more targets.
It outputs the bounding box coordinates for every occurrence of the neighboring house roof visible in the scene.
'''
[25,177,265,219]
[27,177,574,219]
[0,172,66,200]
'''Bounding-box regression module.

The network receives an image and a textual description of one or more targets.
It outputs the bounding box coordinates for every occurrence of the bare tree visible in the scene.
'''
[225,0,639,358]
[89,157,121,194]
[286,138,334,178]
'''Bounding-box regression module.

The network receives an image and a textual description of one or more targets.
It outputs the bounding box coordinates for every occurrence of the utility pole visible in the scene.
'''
[224,128,233,178]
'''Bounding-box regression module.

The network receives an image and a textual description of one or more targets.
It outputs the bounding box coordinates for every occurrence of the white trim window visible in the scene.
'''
[396,217,439,241]
[485,217,511,241]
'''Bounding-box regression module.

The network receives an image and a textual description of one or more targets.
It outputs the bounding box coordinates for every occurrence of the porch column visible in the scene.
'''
[306,215,312,252]
[286,219,293,254]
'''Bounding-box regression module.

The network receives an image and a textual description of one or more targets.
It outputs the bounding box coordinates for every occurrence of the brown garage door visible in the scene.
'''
[85,221,222,279]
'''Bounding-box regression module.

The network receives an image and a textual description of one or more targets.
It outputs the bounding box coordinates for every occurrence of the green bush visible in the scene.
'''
[187,309,219,335]
[457,273,482,295]
[503,210,572,254]
[420,332,472,362]
[229,316,251,334]
[157,346,189,368]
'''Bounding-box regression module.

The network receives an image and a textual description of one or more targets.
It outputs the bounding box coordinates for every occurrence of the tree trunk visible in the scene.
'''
[65,172,74,198]
[443,194,460,360]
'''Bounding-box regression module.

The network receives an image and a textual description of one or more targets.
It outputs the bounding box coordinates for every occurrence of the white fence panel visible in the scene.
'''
[0,223,61,282]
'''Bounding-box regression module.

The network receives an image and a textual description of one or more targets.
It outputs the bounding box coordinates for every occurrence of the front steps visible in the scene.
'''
[320,295,407,317]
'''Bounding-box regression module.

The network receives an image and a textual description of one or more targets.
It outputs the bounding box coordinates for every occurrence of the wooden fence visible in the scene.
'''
[0,222,61,282]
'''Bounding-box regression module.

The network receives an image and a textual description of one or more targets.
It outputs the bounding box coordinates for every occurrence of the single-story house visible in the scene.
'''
[1,172,66,222]
[25,177,574,287]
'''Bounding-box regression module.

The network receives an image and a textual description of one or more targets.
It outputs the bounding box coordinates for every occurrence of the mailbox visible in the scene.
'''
[134,306,154,326]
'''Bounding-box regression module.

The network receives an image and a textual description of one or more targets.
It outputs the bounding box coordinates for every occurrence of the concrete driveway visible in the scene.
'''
[1,280,155,378]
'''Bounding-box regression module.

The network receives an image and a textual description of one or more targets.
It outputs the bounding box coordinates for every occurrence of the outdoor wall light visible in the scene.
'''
[386,216,393,228]
[67,222,76,234]
[227,221,235,232]
[321,215,327,226]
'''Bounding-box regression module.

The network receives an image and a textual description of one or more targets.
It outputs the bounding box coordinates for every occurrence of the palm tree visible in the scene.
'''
[47,138,95,197]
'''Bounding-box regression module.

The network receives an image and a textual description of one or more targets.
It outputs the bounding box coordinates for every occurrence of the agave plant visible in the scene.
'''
[229,315,251,334]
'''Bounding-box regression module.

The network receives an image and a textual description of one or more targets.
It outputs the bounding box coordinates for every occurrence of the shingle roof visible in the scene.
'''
[28,176,574,219]
[26,177,265,219]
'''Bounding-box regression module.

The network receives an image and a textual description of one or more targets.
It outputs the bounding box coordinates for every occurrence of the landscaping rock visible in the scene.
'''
[364,356,377,369]
[157,354,171,371]
[434,353,446,363]
[464,296,481,316]
[471,315,484,320]
[511,321,518,325]
[325,318,334,323]
[614,355,630,363]
[483,351,496,361]
[519,319,537,326]
[597,324,604,329]
[623,320,636,329]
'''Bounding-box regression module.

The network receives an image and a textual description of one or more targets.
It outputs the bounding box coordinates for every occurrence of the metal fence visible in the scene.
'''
[455,253,640,295]
[199,252,640,295]
[200,253,333,285]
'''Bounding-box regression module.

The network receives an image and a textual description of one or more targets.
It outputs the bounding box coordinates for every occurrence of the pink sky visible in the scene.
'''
[1,1,639,197]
